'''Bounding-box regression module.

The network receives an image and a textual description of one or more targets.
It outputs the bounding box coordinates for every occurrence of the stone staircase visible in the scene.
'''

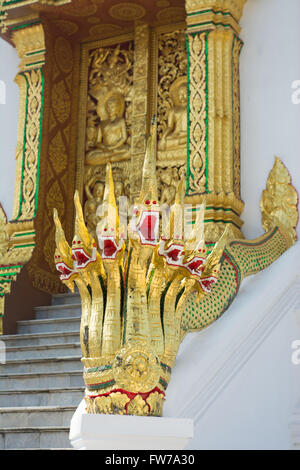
[0,292,83,450]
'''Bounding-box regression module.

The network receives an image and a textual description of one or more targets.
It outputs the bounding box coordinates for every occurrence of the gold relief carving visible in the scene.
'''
[0,205,35,333]
[146,391,165,416]
[158,76,187,162]
[83,162,130,239]
[89,24,123,38]
[84,174,105,241]
[0,204,9,257]
[19,69,43,220]
[12,73,27,221]
[127,395,149,416]
[113,343,161,394]
[260,157,298,247]
[46,181,65,219]
[27,32,75,294]
[53,20,79,36]
[185,0,247,21]
[11,23,45,222]
[109,3,146,21]
[49,131,67,174]
[86,91,130,165]
[158,165,186,206]
[156,7,186,23]
[157,30,187,170]
[130,23,150,199]
[94,393,130,415]
[187,32,207,194]
[12,23,45,71]
[86,390,164,416]
[54,37,73,74]
[52,80,71,124]
[85,43,133,167]
[232,36,242,198]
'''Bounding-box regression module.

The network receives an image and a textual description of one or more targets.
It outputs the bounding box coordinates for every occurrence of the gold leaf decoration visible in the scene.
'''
[49,131,67,174]
[260,157,298,245]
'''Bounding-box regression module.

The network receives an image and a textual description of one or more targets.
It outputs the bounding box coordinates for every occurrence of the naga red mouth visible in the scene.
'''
[103,239,118,257]
[200,276,217,293]
[135,211,159,246]
[72,249,89,266]
[167,248,182,262]
[158,242,185,267]
[72,247,96,268]
[185,257,205,274]
[55,262,75,280]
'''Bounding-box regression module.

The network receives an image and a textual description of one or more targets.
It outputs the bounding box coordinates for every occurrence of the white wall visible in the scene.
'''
[165,243,300,450]
[0,39,19,220]
[240,0,300,240]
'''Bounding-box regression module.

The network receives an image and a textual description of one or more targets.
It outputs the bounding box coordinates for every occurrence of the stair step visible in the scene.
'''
[0,370,83,390]
[0,405,77,427]
[17,317,81,334]
[0,426,71,449]
[1,331,80,348]
[52,293,80,306]
[35,303,82,320]
[0,356,81,374]
[0,292,85,449]
[5,342,81,361]
[0,387,84,407]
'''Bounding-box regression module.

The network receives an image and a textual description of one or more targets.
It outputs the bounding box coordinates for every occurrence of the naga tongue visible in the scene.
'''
[59,265,72,276]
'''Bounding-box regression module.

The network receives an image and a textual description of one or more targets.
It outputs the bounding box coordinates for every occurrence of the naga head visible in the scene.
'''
[53,209,78,291]
[71,191,98,270]
[96,163,124,262]
[130,116,160,249]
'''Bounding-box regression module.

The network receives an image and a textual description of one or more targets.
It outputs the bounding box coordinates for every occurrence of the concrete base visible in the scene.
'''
[69,400,193,450]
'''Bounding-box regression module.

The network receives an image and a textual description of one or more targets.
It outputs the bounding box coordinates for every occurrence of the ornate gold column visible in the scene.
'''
[130,22,151,201]
[12,22,45,221]
[185,0,247,242]
[0,20,46,333]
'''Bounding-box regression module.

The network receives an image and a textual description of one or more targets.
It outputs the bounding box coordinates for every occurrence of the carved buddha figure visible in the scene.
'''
[84,178,105,239]
[160,167,176,207]
[158,76,187,158]
[86,91,130,165]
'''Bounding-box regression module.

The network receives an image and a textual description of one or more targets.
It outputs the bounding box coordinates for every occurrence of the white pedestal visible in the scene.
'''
[290,401,300,450]
[69,400,193,450]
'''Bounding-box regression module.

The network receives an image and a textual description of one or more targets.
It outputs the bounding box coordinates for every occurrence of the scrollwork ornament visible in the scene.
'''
[187,32,207,194]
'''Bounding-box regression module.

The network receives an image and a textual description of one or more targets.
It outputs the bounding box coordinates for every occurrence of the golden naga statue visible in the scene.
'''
[53,119,298,417]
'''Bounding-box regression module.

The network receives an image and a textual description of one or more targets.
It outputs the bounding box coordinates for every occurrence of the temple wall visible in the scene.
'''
[240,0,300,239]
[0,40,19,219]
